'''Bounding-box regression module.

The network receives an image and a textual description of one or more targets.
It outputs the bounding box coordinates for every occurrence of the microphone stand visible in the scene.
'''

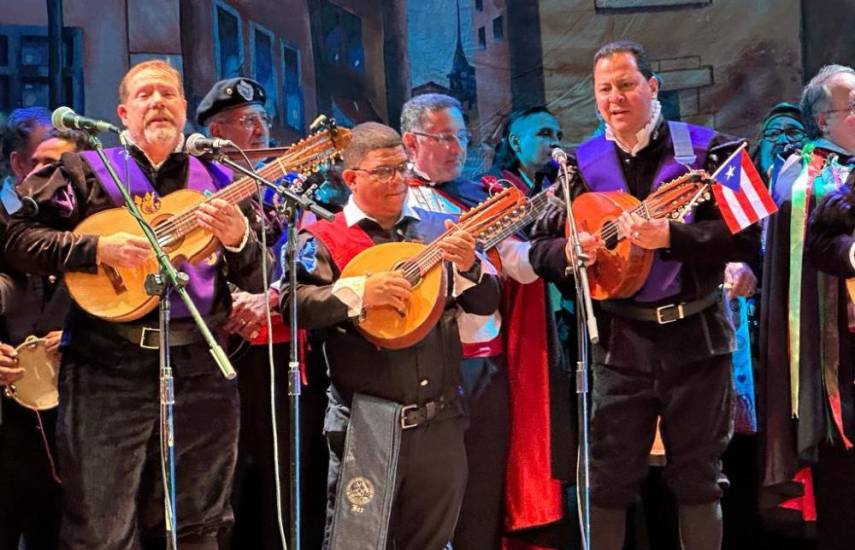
[82,131,238,550]
[557,159,598,550]
[208,152,333,550]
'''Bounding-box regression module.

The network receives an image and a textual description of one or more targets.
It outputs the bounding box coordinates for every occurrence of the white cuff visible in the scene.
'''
[848,242,855,271]
[496,239,538,284]
[332,275,367,318]
[223,216,251,253]
[452,263,482,297]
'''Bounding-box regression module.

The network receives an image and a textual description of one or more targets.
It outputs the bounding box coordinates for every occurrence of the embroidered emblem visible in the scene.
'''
[345,476,375,512]
[206,252,219,266]
[236,80,254,102]
[298,238,318,273]
[133,192,161,214]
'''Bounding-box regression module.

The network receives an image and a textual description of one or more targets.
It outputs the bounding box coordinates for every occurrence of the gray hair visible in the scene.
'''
[342,122,402,169]
[800,64,855,139]
[400,93,463,133]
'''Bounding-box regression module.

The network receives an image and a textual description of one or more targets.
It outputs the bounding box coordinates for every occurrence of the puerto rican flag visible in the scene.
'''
[711,146,778,233]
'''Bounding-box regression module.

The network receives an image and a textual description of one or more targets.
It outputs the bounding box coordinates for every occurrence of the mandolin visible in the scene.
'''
[341,186,529,349]
[65,125,351,322]
[571,170,714,300]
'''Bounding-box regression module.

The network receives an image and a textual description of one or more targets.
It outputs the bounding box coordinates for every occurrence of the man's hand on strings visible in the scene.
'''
[363,272,412,316]
[565,232,602,268]
[439,219,477,272]
[617,211,670,250]
[197,198,248,249]
[96,232,153,268]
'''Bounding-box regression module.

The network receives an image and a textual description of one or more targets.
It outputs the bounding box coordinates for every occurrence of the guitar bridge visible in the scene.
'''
[103,265,127,294]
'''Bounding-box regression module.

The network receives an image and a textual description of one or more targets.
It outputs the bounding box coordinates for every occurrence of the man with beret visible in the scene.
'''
[197,77,328,549]
[197,77,271,151]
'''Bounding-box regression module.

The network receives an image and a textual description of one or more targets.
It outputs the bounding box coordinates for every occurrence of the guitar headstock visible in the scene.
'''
[646,170,713,220]
[270,119,352,176]
[458,186,528,239]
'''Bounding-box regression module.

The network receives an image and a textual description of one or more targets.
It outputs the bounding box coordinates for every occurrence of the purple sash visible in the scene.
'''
[80,147,233,318]
[576,122,715,302]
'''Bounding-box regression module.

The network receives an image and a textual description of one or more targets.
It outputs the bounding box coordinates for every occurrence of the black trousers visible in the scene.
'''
[56,342,239,550]
[0,400,61,550]
[590,354,734,508]
[226,342,329,550]
[325,415,468,550]
[453,355,510,550]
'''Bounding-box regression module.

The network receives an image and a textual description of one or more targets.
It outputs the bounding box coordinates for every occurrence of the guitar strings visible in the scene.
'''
[152,147,317,241]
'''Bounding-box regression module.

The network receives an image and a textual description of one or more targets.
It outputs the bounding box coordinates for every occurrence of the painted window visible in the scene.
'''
[214,1,243,78]
[251,22,278,122]
[492,15,504,41]
[320,1,364,75]
[0,25,83,113]
[282,42,304,132]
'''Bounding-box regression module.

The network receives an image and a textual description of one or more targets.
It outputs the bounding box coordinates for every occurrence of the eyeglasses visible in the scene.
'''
[762,127,806,141]
[821,105,855,117]
[411,130,472,147]
[225,113,272,130]
[352,161,412,183]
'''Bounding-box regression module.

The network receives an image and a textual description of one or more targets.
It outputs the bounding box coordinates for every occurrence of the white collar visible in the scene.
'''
[342,195,421,228]
[120,130,186,170]
[605,99,662,156]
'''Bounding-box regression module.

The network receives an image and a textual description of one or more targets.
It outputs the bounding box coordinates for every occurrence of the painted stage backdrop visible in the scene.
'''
[1,0,853,177]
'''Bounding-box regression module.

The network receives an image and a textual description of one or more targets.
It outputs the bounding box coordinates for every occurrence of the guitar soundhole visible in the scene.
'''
[602,220,620,250]
[393,259,422,288]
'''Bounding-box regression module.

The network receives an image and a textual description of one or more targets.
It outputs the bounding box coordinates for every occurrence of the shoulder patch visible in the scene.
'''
[298,237,318,273]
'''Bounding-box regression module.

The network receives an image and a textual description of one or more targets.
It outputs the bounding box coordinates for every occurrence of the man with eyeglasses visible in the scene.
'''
[760,64,855,550]
[198,77,272,151]
[280,122,500,549]
[196,77,329,549]
[400,93,571,549]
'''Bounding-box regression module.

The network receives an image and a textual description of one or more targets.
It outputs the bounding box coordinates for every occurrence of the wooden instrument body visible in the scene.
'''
[3,336,60,410]
[65,189,215,322]
[340,241,447,350]
[572,191,652,300]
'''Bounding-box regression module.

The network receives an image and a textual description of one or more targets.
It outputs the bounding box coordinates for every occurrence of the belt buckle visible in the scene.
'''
[400,404,419,430]
[655,303,685,324]
[139,327,160,350]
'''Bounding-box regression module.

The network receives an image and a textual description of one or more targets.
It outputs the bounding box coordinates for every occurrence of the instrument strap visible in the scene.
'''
[329,392,402,550]
[787,144,829,418]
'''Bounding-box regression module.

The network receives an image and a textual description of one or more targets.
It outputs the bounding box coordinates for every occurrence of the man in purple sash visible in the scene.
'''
[529,41,760,550]
[4,60,270,550]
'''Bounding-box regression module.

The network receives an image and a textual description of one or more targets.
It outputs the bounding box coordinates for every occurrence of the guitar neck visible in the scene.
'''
[163,157,296,241]
[478,189,551,250]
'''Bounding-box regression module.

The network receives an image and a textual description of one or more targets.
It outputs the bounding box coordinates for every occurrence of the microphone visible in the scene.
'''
[551,147,569,165]
[185,133,235,157]
[51,106,119,134]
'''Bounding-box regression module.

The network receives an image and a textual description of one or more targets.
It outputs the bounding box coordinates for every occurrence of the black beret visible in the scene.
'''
[196,77,267,126]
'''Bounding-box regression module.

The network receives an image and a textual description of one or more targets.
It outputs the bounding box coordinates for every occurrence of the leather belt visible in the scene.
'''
[600,292,719,325]
[111,324,205,349]
[400,392,464,430]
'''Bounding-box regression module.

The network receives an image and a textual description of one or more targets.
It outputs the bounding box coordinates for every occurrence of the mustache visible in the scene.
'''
[145,110,175,125]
